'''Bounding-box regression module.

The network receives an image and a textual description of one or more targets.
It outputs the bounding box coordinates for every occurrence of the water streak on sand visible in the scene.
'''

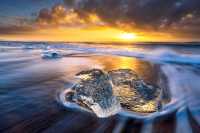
[2,42,200,64]
[0,43,200,132]
[58,62,200,132]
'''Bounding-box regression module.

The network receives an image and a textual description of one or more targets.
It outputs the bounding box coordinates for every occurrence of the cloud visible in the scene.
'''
[0,13,32,27]
[14,17,31,25]
[63,0,76,8]
[0,26,39,35]
[1,0,200,40]
[71,0,200,27]
[34,4,70,27]
[0,3,101,35]
[63,0,200,36]
[33,3,100,27]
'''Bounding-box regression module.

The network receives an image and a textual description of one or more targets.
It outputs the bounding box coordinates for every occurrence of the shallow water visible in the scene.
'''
[0,44,200,132]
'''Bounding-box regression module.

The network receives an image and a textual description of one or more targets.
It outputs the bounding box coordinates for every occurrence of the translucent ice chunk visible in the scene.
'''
[22,44,33,49]
[74,69,122,117]
[41,43,51,50]
[108,69,163,113]
[41,51,62,58]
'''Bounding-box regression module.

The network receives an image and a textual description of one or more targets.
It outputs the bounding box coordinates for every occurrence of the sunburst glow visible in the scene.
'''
[121,32,136,39]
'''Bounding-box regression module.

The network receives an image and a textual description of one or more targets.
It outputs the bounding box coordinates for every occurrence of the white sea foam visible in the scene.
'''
[160,63,200,126]
[59,63,196,119]
[1,43,200,132]
[2,42,200,64]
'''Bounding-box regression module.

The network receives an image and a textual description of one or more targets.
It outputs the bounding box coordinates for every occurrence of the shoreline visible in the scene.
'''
[0,45,199,132]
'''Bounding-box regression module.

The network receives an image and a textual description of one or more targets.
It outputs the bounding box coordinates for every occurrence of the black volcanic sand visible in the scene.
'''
[0,46,175,133]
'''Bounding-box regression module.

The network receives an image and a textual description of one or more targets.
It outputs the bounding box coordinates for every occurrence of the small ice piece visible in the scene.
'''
[41,43,51,50]
[41,51,62,58]
[74,69,122,118]
[108,69,163,113]
[22,44,33,49]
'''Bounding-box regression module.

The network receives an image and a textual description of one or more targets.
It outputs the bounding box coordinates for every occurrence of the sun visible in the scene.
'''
[121,32,136,39]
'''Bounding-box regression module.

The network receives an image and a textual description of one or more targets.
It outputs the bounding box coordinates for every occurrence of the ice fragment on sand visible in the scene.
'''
[108,69,163,113]
[22,44,33,49]
[74,69,122,117]
[41,51,62,58]
[41,43,51,50]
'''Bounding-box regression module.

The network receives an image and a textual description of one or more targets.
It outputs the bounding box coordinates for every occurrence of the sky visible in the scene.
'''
[0,0,200,42]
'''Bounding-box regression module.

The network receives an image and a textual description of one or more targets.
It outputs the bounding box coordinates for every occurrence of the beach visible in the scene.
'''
[0,44,200,133]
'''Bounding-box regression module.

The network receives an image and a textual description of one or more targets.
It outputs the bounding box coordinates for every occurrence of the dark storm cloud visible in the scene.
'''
[63,0,76,8]
[66,0,200,32]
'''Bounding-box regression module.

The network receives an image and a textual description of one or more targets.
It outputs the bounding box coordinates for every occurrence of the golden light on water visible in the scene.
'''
[121,32,136,39]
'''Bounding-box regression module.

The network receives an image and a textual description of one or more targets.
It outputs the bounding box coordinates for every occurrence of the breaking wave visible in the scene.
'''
[1,42,200,64]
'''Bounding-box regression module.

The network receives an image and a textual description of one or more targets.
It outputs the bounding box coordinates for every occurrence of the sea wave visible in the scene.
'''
[1,42,200,64]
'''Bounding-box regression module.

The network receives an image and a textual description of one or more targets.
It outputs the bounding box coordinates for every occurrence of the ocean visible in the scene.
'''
[0,41,200,132]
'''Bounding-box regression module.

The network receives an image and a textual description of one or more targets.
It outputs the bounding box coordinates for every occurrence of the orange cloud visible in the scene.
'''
[35,4,70,27]
[33,4,102,28]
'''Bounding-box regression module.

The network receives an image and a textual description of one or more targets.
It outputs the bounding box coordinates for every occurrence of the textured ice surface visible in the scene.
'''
[22,44,33,49]
[41,51,62,58]
[41,44,51,50]
[74,69,122,117]
[108,69,163,113]
[72,69,163,117]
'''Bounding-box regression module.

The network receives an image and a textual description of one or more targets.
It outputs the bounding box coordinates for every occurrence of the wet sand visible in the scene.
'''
[0,46,199,133]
